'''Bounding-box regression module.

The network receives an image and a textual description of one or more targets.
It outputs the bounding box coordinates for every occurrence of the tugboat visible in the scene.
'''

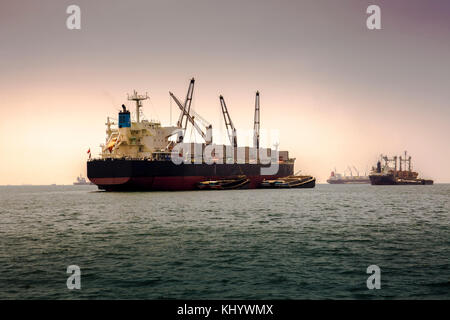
[369,151,433,185]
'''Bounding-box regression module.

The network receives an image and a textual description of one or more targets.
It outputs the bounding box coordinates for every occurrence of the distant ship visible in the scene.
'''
[369,151,433,185]
[73,174,93,185]
[327,166,370,184]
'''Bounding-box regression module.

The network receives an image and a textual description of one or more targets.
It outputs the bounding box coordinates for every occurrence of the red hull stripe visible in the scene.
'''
[90,177,130,185]
[90,175,282,190]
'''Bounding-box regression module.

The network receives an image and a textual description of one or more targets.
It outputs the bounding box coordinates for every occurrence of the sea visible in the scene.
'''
[0,184,449,299]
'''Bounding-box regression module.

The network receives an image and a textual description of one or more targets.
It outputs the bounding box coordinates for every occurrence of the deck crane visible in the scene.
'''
[173,78,195,142]
[399,151,412,172]
[346,166,353,177]
[187,107,212,135]
[382,154,398,172]
[352,166,360,177]
[169,91,213,145]
[219,95,237,148]
[253,91,260,149]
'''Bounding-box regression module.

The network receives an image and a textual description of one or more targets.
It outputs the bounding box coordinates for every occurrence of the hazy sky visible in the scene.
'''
[0,0,449,184]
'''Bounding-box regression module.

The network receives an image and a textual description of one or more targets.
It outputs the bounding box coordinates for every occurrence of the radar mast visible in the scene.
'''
[127,90,149,123]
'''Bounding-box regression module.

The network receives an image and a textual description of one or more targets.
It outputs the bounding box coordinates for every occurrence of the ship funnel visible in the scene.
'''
[118,104,131,128]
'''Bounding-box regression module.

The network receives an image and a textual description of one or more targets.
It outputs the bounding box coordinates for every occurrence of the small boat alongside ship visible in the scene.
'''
[261,175,316,189]
[369,151,433,185]
[197,175,250,190]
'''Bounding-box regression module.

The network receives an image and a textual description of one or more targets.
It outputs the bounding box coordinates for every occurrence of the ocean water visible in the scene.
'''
[0,184,449,299]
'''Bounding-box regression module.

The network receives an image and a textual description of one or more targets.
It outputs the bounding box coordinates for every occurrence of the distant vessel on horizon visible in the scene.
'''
[73,174,93,185]
[327,166,370,184]
[369,151,433,185]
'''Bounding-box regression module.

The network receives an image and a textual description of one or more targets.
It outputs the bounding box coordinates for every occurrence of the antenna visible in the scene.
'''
[127,90,149,123]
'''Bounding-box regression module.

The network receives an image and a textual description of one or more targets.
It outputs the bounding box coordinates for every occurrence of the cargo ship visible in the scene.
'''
[87,78,297,191]
[326,167,370,184]
[369,151,433,185]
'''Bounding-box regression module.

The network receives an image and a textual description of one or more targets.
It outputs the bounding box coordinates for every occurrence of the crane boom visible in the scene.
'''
[219,95,237,148]
[177,78,195,132]
[253,91,260,149]
[185,104,211,129]
[170,92,212,144]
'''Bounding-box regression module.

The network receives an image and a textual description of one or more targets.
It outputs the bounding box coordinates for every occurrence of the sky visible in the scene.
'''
[0,0,449,184]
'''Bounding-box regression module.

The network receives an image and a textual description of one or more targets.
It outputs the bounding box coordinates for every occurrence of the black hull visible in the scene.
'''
[87,159,294,191]
[369,175,433,185]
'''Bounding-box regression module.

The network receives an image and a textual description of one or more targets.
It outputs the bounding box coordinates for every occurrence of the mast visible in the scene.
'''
[394,156,397,175]
[253,91,260,149]
[127,90,149,123]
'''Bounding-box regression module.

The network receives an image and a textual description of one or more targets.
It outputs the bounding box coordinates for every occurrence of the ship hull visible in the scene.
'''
[87,159,294,191]
[369,175,433,185]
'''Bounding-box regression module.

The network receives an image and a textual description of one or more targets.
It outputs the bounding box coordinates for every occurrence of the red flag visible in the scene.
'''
[87,148,91,159]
